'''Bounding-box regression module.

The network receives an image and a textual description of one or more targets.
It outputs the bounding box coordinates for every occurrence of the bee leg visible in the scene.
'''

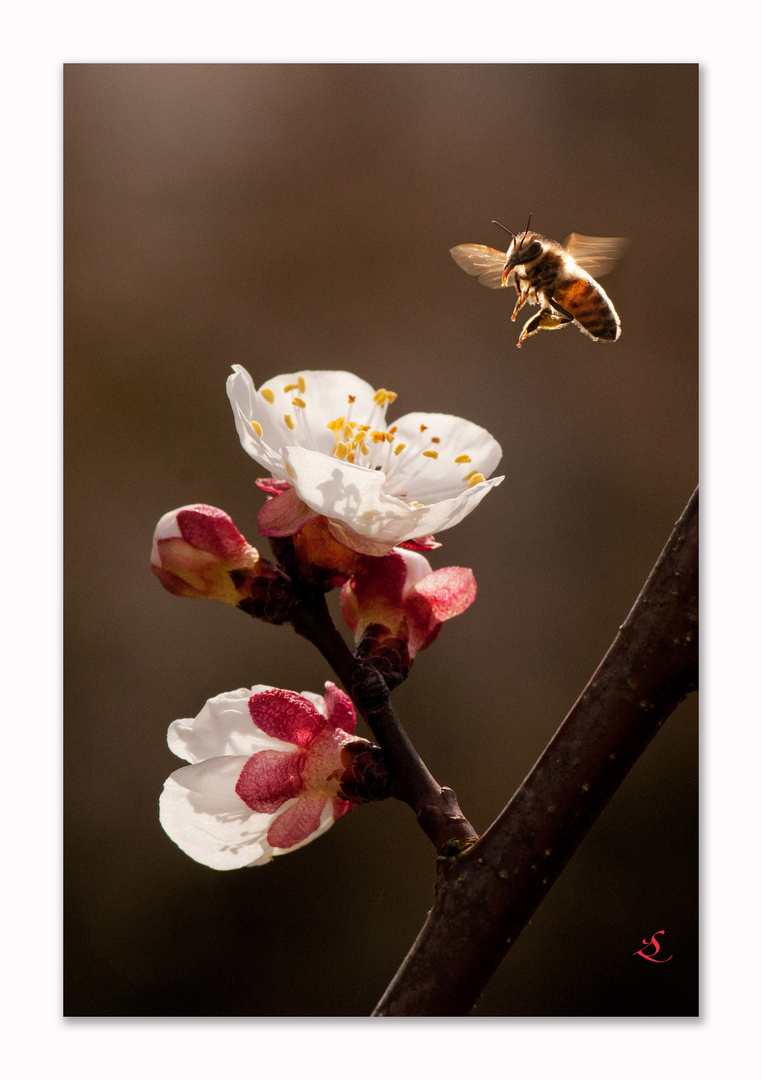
[511,290,529,322]
[517,309,567,348]
[547,296,574,321]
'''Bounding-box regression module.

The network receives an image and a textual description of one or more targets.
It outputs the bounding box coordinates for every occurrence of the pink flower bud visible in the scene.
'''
[340,548,477,659]
[151,504,266,604]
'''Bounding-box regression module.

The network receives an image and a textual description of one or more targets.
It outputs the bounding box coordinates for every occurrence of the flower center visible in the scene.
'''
[252,375,487,496]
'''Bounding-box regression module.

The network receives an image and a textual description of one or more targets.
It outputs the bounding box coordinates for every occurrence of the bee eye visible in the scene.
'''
[522,241,542,261]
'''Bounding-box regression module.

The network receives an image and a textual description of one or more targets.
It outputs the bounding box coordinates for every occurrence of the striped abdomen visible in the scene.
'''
[553,275,620,341]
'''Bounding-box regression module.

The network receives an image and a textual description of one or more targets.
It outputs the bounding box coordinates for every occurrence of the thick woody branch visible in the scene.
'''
[373,487,698,1016]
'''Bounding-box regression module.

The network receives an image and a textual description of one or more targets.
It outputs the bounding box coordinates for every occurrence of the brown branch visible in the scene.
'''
[291,586,478,852]
[373,487,698,1016]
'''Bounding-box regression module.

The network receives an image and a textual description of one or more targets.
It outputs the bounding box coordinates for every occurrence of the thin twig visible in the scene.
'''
[291,587,478,852]
[373,487,698,1016]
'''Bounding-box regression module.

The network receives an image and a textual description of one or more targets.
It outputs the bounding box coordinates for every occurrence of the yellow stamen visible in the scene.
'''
[298,376,306,393]
[466,472,485,487]
[419,424,428,433]
[373,389,398,406]
[291,397,306,409]
[335,442,349,460]
[455,454,472,463]
[250,420,263,437]
[394,443,406,456]
[283,382,300,393]
[261,388,275,404]
[422,449,439,459]
[348,394,356,403]
[361,443,370,455]
[284,414,295,430]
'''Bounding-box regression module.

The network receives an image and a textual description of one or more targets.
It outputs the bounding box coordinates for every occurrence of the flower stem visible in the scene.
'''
[290,587,478,852]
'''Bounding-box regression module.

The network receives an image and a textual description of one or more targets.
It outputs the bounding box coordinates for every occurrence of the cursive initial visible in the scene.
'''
[634,930,673,963]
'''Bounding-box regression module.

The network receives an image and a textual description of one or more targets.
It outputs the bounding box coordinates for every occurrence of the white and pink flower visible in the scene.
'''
[160,683,363,870]
[341,547,477,658]
[227,366,504,557]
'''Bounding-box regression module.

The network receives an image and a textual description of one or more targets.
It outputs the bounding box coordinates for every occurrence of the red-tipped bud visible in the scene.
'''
[340,548,477,661]
[151,504,272,605]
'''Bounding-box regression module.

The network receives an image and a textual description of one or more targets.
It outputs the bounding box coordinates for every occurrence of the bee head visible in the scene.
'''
[494,214,543,274]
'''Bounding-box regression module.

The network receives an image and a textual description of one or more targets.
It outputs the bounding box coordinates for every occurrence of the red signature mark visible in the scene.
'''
[634,930,672,963]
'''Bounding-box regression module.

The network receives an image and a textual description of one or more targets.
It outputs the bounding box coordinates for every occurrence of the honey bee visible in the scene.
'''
[450,217,626,348]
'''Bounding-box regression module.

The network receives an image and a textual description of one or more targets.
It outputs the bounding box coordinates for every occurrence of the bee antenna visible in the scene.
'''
[521,213,533,246]
[491,219,515,240]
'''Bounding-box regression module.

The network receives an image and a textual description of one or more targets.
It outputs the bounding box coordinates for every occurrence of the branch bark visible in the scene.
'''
[373,487,698,1016]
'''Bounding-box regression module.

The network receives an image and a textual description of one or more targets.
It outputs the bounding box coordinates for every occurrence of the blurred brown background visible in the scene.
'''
[64,63,698,1017]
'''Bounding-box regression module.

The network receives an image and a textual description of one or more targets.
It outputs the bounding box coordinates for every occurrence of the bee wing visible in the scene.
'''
[563,234,628,278]
[450,244,512,289]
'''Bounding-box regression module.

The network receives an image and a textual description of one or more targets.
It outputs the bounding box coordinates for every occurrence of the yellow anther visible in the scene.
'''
[261,388,275,404]
[370,430,387,443]
[291,397,306,409]
[466,472,485,487]
[394,443,406,456]
[357,424,371,432]
[286,462,296,479]
[410,501,423,508]
[422,449,439,460]
[430,436,441,444]
[250,420,263,437]
[348,394,356,403]
[348,451,355,463]
[335,442,349,460]
[298,376,305,393]
[462,470,478,481]
[373,389,398,406]
[385,431,395,443]
[284,381,303,393]
[361,443,370,455]
[455,454,472,463]
[388,425,398,435]
[419,424,428,433]
[284,414,295,430]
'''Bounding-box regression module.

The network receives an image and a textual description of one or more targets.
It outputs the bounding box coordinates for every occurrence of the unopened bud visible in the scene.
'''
[151,504,279,606]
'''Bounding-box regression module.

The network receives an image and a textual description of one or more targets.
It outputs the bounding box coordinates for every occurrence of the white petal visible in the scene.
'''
[396,548,434,592]
[167,685,294,763]
[397,474,505,538]
[283,444,503,548]
[384,412,503,502]
[283,445,421,544]
[227,366,385,474]
[160,759,276,870]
